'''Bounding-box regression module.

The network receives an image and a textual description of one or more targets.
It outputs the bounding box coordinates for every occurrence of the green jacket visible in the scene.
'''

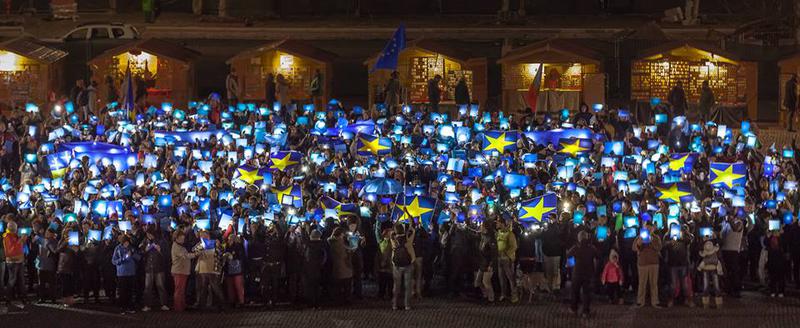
[496,229,517,261]
[142,0,154,12]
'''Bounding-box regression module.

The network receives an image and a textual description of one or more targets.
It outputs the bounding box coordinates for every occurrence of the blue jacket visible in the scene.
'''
[111,244,140,277]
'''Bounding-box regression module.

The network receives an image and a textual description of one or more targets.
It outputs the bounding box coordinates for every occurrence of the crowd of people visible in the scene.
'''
[0,80,799,320]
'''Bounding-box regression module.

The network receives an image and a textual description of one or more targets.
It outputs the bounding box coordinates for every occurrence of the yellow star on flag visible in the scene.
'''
[270,153,299,171]
[397,197,433,221]
[559,139,589,156]
[336,204,357,216]
[273,186,295,204]
[656,184,693,203]
[710,164,746,189]
[358,136,390,155]
[519,197,556,222]
[668,154,691,171]
[484,132,515,153]
[237,167,263,185]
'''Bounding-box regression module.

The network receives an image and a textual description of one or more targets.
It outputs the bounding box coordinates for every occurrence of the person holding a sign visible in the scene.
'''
[633,224,662,308]
[35,228,59,304]
[57,227,80,308]
[112,235,141,314]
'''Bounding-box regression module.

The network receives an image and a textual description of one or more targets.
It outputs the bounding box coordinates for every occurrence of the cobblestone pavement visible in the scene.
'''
[2,290,800,328]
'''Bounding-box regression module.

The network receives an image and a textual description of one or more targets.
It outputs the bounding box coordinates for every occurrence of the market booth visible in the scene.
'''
[226,39,336,104]
[498,39,605,114]
[364,39,488,111]
[0,37,67,112]
[631,42,758,123]
[89,38,200,107]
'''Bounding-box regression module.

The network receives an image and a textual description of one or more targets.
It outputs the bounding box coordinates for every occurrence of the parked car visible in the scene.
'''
[46,22,140,42]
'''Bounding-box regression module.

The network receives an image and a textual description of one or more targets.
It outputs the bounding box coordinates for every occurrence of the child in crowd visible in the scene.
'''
[601,249,624,304]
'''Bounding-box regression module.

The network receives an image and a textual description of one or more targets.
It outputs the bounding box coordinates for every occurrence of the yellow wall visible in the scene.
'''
[235,50,327,102]
[0,51,51,110]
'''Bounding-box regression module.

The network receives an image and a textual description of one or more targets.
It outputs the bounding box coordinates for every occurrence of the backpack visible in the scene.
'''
[392,235,411,267]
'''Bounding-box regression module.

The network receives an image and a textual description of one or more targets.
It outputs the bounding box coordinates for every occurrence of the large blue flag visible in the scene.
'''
[655,182,694,203]
[373,24,406,71]
[268,151,302,172]
[518,193,557,223]
[709,162,747,189]
[233,164,269,186]
[557,138,593,156]
[666,153,698,173]
[272,184,303,208]
[392,195,436,224]
[482,131,518,154]
[356,133,392,156]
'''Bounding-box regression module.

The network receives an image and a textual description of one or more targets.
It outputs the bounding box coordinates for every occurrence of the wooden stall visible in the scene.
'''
[631,42,758,120]
[88,38,200,107]
[364,39,488,111]
[498,39,605,114]
[0,37,67,112]
[227,39,336,104]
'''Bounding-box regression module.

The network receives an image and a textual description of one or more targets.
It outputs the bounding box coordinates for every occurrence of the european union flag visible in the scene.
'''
[273,184,303,208]
[233,164,265,185]
[269,151,302,172]
[373,24,406,70]
[392,195,436,224]
[319,195,358,217]
[557,138,592,156]
[667,153,697,173]
[655,182,694,203]
[709,162,747,189]
[356,133,392,156]
[518,193,557,223]
[482,131,518,154]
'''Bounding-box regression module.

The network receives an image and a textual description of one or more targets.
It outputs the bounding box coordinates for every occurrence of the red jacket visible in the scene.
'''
[601,261,623,284]
[3,232,24,263]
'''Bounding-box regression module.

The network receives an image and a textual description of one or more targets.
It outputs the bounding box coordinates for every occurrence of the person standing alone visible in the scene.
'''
[784,74,798,132]
[568,231,598,318]
[226,68,240,106]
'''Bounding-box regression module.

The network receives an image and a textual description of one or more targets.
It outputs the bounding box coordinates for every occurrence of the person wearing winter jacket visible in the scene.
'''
[303,228,326,308]
[765,229,788,298]
[633,224,662,308]
[171,229,196,312]
[600,250,624,304]
[475,220,498,305]
[697,239,723,308]
[541,222,562,293]
[390,223,415,310]
[140,228,170,311]
[112,235,141,314]
[664,224,694,307]
[3,220,28,307]
[568,230,599,318]
[374,221,393,299]
[328,227,354,303]
[35,228,59,303]
[223,232,246,307]
[496,219,518,303]
[193,231,226,310]
[57,229,80,308]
